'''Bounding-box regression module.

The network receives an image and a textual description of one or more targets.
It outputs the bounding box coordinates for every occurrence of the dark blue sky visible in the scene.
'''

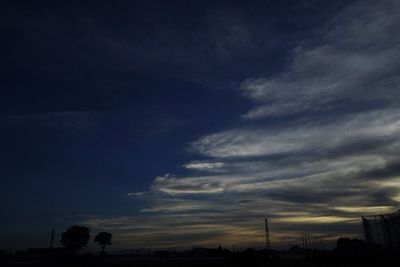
[1,0,400,250]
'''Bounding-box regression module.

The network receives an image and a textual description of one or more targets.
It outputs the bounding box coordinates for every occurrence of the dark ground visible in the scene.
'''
[1,246,398,267]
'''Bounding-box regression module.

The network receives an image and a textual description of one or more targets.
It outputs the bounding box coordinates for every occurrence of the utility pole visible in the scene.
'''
[49,229,55,248]
[265,218,271,250]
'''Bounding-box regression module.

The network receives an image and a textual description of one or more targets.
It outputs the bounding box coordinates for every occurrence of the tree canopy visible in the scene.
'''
[60,225,90,252]
[94,232,112,252]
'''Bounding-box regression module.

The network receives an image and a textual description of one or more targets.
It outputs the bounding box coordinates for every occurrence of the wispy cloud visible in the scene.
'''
[83,0,400,249]
[192,109,400,158]
[1,111,100,132]
[240,0,400,119]
[1,111,92,121]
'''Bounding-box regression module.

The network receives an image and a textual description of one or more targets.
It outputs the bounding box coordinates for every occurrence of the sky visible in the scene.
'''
[1,0,400,250]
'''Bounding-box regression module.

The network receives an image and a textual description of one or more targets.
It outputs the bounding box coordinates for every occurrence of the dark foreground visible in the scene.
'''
[1,247,399,267]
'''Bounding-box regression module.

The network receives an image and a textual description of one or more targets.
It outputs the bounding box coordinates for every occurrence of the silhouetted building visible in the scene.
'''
[362,209,400,248]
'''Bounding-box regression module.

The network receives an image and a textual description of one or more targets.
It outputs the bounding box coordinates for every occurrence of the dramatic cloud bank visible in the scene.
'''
[84,0,400,249]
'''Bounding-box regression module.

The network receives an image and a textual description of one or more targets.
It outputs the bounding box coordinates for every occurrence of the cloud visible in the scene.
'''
[80,214,271,249]
[87,3,271,83]
[151,174,225,195]
[92,0,400,249]
[183,161,225,172]
[1,111,100,133]
[240,0,400,119]
[274,215,358,225]
[1,111,92,121]
[192,109,400,158]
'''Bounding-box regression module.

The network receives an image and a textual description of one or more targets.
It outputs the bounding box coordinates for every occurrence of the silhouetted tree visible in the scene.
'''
[94,232,112,254]
[60,225,90,253]
[337,237,365,250]
[336,237,367,257]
